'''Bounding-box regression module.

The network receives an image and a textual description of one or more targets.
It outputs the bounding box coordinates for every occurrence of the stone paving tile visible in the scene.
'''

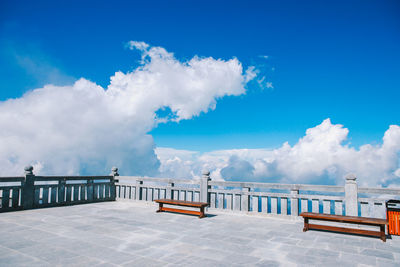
[296,239,329,249]
[122,256,168,266]
[327,242,360,254]
[0,254,50,267]
[221,253,262,265]
[305,247,340,258]
[1,201,400,266]
[189,247,233,261]
[374,259,400,267]
[284,252,322,266]
[340,252,377,266]
[254,259,282,267]
[17,245,80,264]
[360,248,395,260]
[269,236,300,245]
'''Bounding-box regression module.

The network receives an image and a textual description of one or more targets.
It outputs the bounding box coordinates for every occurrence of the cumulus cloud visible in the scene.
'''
[0,42,255,176]
[156,119,400,187]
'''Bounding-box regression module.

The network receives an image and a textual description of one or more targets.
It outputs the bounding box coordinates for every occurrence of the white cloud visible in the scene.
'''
[156,119,400,187]
[0,42,254,176]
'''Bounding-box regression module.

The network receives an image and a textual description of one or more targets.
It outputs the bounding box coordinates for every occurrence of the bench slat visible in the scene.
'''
[301,212,387,242]
[160,207,201,217]
[155,199,208,208]
[155,198,207,218]
[300,212,387,225]
[308,223,382,237]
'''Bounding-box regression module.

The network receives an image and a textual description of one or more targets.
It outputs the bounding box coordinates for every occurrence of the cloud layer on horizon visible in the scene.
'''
[156,119,400,187]
[0,42,254,176]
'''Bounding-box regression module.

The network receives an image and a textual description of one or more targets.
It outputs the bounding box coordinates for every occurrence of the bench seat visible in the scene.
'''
[300,212,388,242]
[155,199,208,218]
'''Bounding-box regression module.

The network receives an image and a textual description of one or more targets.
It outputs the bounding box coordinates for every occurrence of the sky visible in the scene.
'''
[0,0,399,186]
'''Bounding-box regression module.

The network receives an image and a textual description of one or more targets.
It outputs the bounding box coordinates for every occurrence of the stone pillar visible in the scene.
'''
[241,187,250,211]
[345,173,358,216]
[166,181,174,199]
[135,179,143,200]
[110,167,119,201]
[22,166,35,210]
[200,170,211,203]
[291,188,299,216]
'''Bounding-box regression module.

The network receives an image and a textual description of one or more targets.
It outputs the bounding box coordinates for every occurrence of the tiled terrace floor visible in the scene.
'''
[0,201,400,266]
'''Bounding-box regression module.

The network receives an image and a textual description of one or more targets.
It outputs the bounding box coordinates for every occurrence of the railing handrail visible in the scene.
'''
[358,187,400,195]
[33,175,113,181]
[0,177,25,182]
[118,175,199,184]
[209,180,344,192]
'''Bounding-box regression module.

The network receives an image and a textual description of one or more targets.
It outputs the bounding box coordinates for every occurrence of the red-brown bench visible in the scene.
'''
[155,199,208,218]
[300,212,388,242]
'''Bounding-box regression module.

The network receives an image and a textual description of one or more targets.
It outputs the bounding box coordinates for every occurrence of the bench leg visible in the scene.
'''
[381,225,386,242]
[199,207,206,218]
[303,218,309,232]
[157,203,163,213]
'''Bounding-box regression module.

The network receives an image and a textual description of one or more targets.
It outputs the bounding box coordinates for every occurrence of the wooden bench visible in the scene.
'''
[300,212,388,242]
[155,199,208,218]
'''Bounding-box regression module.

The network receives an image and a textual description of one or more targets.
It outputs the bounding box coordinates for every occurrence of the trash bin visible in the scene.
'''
[386,200,400,235]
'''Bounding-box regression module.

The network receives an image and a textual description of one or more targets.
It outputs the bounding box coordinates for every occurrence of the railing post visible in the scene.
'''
[22,166,35,210]
[345,173,358,216]
[110,167,119,201]
[241,187,250,211]
[291,188,299,217]
[135,179,143,200]
[166,181,174,199]
[200,170,211,203]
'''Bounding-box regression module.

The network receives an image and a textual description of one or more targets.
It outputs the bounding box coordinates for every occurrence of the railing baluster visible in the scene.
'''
[105,184,110,199]
[312,199,319,213]
[58,180,66,203]
[271,197,278,214]
[73,186,79,202]
[2,189,10,208]
[12,188,19,208]
[180,190,185,201]
[281,197,288,215]
[66,186,72,202]
[252,196,259,212]
[261,196,268,213]
[334,200,343,215]
[218,193,224,209]
[301,198,308,213]
[34,187,40,206]
[373,202,385,219]
[323,200,330,214]
[50,187,57,203]
[43,187,49,204]
[194,191,200,202]
[360,201,370,217]
[226,194,232,210]
[233,194,240,211]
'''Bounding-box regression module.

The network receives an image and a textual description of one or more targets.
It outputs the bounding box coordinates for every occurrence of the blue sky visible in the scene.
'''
[1,0,399,151]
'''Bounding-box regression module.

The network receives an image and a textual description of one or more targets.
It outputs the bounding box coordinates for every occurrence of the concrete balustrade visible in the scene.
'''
[1,167,400,218]
[0,166,118,212]
[115,171,400,219]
